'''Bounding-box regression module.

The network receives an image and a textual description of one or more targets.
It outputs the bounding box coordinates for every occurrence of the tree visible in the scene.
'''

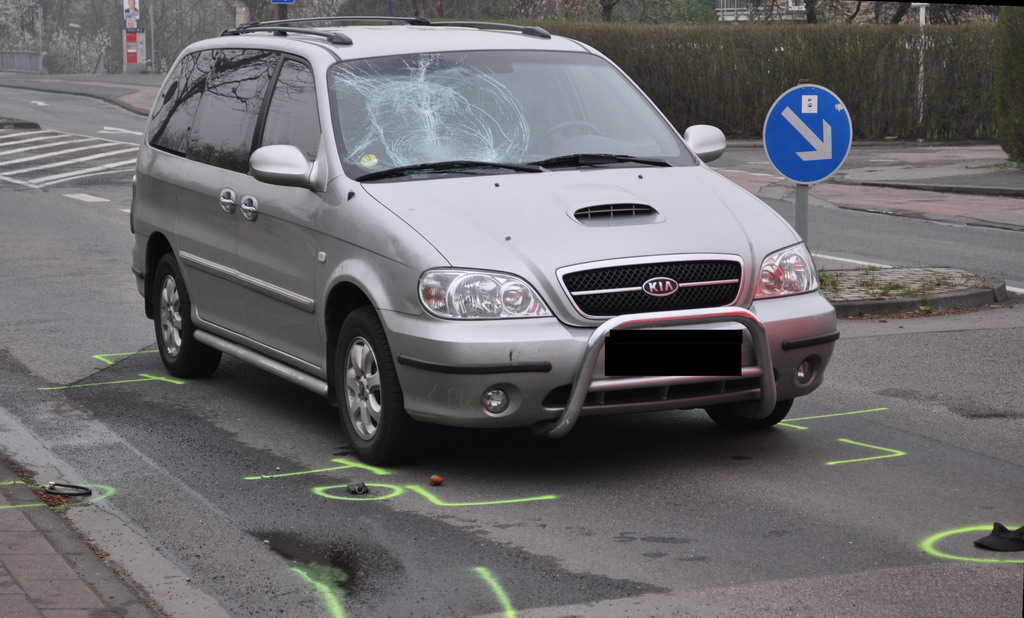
[805,0,818,24]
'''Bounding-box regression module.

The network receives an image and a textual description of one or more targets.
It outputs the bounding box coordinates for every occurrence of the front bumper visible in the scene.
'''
[382,292,837,433]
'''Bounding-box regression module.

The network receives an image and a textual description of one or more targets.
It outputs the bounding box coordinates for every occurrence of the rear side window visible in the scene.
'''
[148,50,212,155]
[186,49,279,173]
[260,59,321,161]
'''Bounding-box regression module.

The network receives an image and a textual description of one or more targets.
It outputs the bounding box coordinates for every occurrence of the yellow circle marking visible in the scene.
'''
[919,525,1024,563]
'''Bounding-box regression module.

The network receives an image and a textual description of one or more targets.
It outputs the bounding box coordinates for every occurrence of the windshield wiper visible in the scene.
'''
[356,160,542,182]
[527,153,671,169]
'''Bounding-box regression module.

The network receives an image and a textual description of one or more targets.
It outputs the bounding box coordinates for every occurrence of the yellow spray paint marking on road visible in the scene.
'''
[472,567,517,618]
[245,458,392,480]
[406,485,558,507]
[0,483,116,510]
[313,483,406,501]
[779,407,889,429]
[311,483,558,507]
[92,350,159,366]
[291,565,347,618]
[826,439,906,466]
[920,525,1024,564]
[248,459,557,506]
[37,373,184,391]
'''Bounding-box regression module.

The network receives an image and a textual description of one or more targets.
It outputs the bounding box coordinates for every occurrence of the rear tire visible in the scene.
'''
[153,254,221,378]
[335,307,417,464]
[705,398,794,430]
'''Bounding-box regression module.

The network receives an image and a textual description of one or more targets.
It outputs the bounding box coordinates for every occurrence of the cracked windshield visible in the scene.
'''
[329,50,695,178]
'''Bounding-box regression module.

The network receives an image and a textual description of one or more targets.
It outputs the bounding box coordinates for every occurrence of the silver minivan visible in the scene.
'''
[131,17,838,463]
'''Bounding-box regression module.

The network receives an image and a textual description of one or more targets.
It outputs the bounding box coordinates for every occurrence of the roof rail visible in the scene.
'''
[220,16,552,44]
[430,21,551,39]
[221,25,353,45]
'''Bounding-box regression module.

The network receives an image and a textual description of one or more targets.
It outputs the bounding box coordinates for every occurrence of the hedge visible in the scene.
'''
[535,22,996,141]
[995,7,1024,161]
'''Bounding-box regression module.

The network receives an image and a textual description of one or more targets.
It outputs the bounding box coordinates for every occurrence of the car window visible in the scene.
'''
[329,50,694,179]
[260,58,321,162]
[148,50,213,156]
[186,49,279,173]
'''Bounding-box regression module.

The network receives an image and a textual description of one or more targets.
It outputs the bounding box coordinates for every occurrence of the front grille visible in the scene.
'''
[563,260,741,317]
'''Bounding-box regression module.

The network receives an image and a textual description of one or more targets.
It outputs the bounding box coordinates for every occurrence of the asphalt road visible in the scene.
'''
[1,91,1022,617]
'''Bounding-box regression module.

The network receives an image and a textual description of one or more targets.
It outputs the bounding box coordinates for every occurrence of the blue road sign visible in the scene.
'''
[271,0,294,4]
[763,84,852,184]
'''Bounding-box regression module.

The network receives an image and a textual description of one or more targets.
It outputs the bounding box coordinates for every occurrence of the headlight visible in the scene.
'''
[420,269,552,319]
[755,243,818,299]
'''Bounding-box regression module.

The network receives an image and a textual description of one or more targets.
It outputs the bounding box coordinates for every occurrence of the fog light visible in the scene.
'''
[481,388,510,415]
[796,360,814,385]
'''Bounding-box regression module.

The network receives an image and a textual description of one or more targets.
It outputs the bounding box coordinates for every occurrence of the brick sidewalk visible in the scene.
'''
[1,463,154,617]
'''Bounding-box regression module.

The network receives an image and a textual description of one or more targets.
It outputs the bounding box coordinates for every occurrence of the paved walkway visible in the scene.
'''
[1,462,153,617]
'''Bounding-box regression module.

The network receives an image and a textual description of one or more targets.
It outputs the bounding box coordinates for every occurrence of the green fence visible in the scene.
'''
[538,23,996,141]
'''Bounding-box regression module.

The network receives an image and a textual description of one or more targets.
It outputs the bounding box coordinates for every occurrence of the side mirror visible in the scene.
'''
[683,124,726,164]
[250,145,314,189]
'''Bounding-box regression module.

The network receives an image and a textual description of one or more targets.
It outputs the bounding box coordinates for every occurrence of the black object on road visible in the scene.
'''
[973,523,1024,551]
[44,482,92,497]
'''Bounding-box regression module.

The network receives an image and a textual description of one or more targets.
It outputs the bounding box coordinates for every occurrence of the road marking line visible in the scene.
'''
[245,458,392,481]
[472,567,517,618]
[1,137,95,155]
[0,134,70,146]
[779,407,889,429]
[0,130,58,142]
[812,253,893,269]
[0,141,133,166]
[64,193,110,203]
[6,147,138,175]
[717,168,783,178]
[290,567,346,618]
[0,130,59,144]
[1006,286,1024,294]
[99,126,144,136]
[406,484,558,507]
[36,167,134,187]
[0,174,39,188]
[120,208,130,213]
[93,351,158,365]
[827,439,906,466]
[30,158,136,184]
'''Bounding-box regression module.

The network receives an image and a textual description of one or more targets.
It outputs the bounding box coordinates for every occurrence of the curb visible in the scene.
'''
[835,179,1024,199]
[831,279,1009,318]
[0,120,41,130]
[0,80,150,117]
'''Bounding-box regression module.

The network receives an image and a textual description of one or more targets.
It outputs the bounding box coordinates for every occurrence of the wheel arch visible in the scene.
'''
[145,232,174,319]
[324,281,374,406]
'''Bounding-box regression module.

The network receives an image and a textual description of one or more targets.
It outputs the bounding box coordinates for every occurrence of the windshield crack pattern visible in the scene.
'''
[334,54,531,170]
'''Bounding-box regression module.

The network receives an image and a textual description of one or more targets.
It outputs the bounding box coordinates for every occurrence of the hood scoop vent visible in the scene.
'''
[572,203,664,227]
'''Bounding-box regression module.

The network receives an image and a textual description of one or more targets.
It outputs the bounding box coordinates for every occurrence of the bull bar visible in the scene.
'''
[533,306,777,438]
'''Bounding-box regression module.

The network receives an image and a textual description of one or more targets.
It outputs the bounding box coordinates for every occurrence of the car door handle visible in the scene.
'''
[240,195,259,221]
[219,188,236,214]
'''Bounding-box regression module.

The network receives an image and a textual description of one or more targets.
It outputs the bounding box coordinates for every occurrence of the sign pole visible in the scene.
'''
[795,183,809,245]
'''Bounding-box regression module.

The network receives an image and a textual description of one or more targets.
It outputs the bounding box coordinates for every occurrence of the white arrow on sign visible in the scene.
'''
[782,106,832,161]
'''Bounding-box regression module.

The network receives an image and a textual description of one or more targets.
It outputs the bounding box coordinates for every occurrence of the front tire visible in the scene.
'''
[153,254,221,378]
[335,307,417,464]
[705,398,794,430]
